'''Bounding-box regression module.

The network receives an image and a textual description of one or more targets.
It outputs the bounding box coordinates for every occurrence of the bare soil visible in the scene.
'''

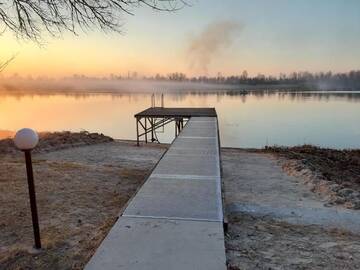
[0,131,114,155]
[226,213,360,270]
[264,145,360,209]
[222,148,360,270]
[0,134,166,270]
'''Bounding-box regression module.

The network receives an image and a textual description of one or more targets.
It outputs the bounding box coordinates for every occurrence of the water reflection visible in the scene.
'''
[1,90,360,102]
[1,90,359,149]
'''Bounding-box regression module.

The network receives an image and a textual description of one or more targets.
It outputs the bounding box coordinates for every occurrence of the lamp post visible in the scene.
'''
[13,128,41,249]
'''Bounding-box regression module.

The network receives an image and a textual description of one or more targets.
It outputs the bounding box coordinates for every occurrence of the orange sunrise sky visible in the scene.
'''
[1,0,360,78]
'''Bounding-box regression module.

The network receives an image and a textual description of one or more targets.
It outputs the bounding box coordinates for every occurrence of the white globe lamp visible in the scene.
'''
[14,128,39,151]
[13,128,42,249]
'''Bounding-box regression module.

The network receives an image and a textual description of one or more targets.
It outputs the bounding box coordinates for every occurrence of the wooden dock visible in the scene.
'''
[85,109,226,270]
[135,107,217,118]
[134,107,217,145]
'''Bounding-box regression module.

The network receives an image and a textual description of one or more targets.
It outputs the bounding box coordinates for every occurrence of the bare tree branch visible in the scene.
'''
[0,54,16,72]
[0,0,189,42]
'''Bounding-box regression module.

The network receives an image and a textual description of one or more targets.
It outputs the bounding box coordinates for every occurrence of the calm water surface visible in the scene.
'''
[1,91,360,149]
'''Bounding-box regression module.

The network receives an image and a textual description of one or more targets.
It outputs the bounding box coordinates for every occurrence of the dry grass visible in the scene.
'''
[0,137,166,270]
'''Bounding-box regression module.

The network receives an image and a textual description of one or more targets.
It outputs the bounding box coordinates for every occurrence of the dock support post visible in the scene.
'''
[151,118,154,142]
[175,119,178,137]
[136,117,139,146]
[145,118,148,143]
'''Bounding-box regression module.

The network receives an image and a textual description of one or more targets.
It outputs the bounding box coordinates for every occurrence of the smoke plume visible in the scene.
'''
[186,20,243,73]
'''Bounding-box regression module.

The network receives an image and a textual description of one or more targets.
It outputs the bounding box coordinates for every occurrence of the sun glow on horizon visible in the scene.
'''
[1,0,360,78]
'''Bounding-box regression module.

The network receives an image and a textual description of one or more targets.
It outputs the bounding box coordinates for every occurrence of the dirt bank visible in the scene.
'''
[0,136,167,270]
[222,148,360,270]
[0,131,113,155]
[264,145,360,209]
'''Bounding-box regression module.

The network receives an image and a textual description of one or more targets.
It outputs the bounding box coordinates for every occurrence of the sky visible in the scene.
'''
[1,0,360,78]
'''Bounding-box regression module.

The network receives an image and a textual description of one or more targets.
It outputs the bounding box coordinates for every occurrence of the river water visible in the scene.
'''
[1,91,359,149]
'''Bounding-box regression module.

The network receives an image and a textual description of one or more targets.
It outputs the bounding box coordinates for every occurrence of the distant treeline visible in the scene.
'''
[144,70,360,90]
[1,70,360,91]
[103,70,360,90]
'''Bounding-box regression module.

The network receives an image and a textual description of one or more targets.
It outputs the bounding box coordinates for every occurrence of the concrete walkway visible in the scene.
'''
[85,117,226,270]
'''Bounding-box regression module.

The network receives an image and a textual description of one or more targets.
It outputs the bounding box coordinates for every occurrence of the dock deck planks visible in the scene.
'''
[135,107,217,118]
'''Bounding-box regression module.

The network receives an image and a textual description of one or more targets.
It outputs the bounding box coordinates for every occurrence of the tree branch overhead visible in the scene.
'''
[0,0,188,41]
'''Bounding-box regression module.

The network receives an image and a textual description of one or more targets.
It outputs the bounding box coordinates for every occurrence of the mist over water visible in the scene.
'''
[1,90,359,149]
[0,77,243,93]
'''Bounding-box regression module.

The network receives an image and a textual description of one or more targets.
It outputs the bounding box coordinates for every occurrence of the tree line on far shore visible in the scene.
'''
[144,70,360,89]
[2,70,360,91]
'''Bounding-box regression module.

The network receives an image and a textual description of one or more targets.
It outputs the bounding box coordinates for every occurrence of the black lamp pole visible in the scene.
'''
[24,150,41,249]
